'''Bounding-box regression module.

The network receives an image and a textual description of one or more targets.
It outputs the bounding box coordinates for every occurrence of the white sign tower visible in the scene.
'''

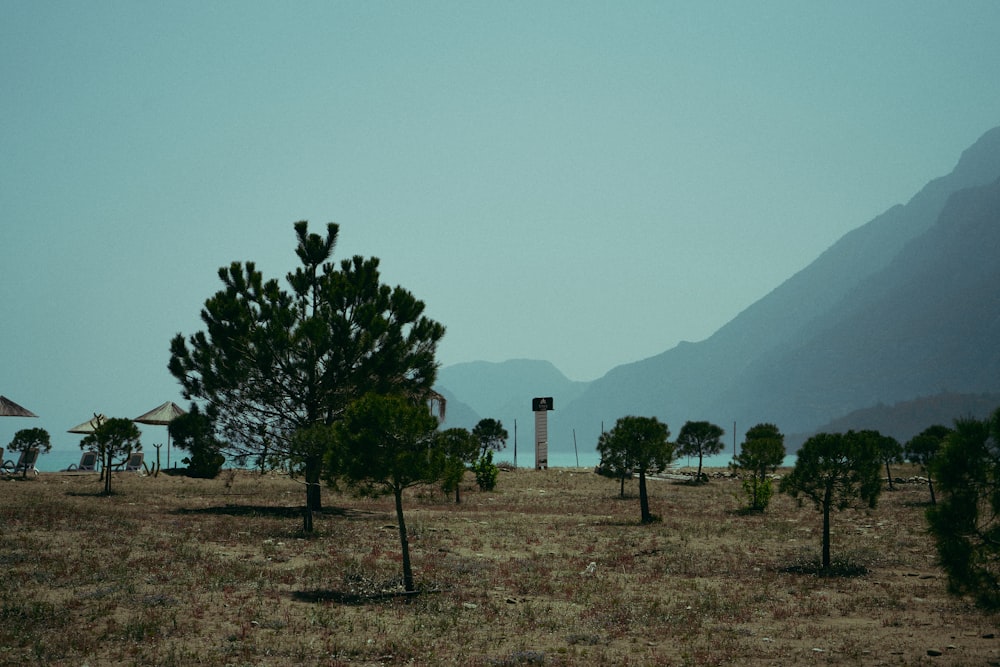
[532,397,553,469]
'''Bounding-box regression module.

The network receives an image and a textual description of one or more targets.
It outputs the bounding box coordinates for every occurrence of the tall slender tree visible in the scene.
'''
[871,430,903,491]
[597,416,674,523]
[905,424,951,504]
[780,430,882,570]
[6,427,51,478]
[676,420,725,483]
[732,423,785,511]
[472,418,508,459]
[329,393,445,592]
[437,427,479,503]
[80,416,142,495]
[927,408,1000,610]
[169,221,445,515]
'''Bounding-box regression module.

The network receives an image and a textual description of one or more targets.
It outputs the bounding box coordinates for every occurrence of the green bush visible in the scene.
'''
[473,451,498,491]
[741,476,773,512]
[182,450,225,479]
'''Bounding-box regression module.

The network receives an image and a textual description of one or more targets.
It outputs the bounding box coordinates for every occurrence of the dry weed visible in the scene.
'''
[0,465,996,665]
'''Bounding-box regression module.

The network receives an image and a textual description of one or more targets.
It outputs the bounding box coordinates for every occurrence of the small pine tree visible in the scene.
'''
[597,416,673,523]
[81,416,142,495]
[731,423,785,511]
[169,406,226,479]
[780,431,882,570]
[472,451,499,492]
[7,427,51,478]
[676,420,725,483]
[905,425,951,504]
[437,427,479,502]
[927,408,1000,610]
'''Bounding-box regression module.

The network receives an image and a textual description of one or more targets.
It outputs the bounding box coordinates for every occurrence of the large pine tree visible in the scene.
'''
[169,221,445,514]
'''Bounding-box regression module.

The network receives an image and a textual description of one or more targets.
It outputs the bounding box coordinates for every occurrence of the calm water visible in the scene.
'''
[29,446,796,473]
[24,446,185,472]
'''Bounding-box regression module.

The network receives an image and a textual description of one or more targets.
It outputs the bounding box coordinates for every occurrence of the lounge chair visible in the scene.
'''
[6,448,40,476]
[0,447,9,473]
[66,450,99,472]
[124,451,145,473]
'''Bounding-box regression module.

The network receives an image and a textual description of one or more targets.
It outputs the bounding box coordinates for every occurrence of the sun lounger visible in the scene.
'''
[123,451,145,473]
[5,448,40,476]
[66,450,99,472]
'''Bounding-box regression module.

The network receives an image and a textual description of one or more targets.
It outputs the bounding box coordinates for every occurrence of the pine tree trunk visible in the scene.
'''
[305,456,322,512]
[822,488,832,570]
[639,470,651,523]
[395,486,415,593]
[104,452,112,495]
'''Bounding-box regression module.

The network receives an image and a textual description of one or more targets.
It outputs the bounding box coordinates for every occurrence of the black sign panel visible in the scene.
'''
[532,397,554,411]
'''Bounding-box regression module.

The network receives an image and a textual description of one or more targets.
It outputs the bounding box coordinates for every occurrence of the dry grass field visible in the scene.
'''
[1,465,997,666]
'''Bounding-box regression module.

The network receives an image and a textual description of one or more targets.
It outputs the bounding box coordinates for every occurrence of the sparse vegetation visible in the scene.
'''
[1,464,995,666]
[168,222,445,514]
[676,420,725,483]
[905,424,951,504]
[80,416,142,495]
[473,418,509,459]
[732,423,785,512]
[5,427,51,478]
[328,392,446,593]
[927,407,1000,610]
[597,416,674,523]
[780,430,882,570]
[168,405,226,479]
[437,427,480,503]
[873,430,904,491]
[472,450,500,492]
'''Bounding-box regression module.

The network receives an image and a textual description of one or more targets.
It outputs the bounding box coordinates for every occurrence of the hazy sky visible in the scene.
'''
[3,2,1000,455]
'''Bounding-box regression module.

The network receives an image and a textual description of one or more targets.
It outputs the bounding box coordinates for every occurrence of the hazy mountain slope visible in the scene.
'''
[434,386,481,431]
[798,391,1000,447]
[558,126,1000,445]
[712,175,1000,433]
[435,359,589,438]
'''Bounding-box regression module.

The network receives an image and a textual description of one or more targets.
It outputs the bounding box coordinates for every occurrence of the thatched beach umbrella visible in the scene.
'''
[68,414,107,434]
[134,401,186,468]
[0,395,38,418]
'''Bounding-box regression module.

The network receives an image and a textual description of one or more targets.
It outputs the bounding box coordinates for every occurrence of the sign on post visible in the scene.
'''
[532,397,553,469]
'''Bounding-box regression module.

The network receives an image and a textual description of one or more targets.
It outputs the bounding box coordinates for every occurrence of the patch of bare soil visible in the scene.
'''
[0,465,996,665]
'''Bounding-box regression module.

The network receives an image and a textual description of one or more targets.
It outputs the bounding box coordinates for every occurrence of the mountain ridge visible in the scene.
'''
[436,126,1000,454]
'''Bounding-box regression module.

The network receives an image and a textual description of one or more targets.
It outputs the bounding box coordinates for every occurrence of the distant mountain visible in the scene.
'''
[433,386,481,431]
[434,359,589,445]
[439,126,1000,456]
[795,391,1000,447]
[713,174,1000,434]
[555,126,1000,446]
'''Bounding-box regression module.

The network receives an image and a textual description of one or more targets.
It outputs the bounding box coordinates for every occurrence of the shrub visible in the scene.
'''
[182,450,226,479]
[731,423,785,511]
[741,476,772,512]
[473,451,499,491]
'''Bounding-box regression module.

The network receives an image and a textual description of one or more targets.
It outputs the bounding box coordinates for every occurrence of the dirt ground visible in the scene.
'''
[1,465,997,666]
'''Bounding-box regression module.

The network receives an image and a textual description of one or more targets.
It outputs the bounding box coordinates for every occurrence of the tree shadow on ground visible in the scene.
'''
[779,558,870,578]
[291,588,434,605]
[594,517,658,527]
[728,506,766,517]
[173,505,376,520]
